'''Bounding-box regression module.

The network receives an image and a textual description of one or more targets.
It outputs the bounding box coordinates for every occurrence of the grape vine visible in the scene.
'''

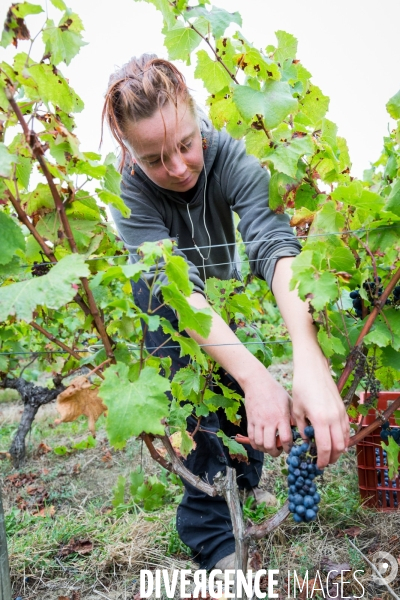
[0,1,399,580]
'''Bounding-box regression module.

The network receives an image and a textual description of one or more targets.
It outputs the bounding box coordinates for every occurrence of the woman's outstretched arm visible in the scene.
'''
[270,256,350,467]
[185,257,349,468]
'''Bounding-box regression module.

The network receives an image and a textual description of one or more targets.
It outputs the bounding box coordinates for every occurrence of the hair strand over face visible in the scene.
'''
[101,54,196,171]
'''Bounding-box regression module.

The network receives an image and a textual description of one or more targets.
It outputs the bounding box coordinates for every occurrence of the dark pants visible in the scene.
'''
[132,279,263,569]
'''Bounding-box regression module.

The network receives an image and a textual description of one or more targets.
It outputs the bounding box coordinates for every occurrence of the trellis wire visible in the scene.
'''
[17,223,400,269]
[0,338,292,358]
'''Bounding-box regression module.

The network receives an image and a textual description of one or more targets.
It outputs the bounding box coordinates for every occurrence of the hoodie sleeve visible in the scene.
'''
[109,166,205,300]
[216,131,301,289]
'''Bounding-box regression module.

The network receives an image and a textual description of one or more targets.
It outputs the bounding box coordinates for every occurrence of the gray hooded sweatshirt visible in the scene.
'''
[110,113,301,300]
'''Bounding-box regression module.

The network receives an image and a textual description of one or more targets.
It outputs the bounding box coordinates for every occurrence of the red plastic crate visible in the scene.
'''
[356,391,400,511]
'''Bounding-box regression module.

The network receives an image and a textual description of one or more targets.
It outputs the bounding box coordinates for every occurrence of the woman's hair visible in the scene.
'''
[102,54,196,169]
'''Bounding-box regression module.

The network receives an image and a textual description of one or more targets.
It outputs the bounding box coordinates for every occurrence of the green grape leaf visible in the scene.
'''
[135,476,166,511]
[177,426,196,459]
[171,365,201,400]
[0,211,25,265]
[195,50,232,94]
[244,129,271,160]
[208,93,247,137]
[268,171,294,211]
[164,24,202,65]
[274,30,298,64]
[217,431,247,460]
[50,0,67,9]
[130,467,145,496]
[133,0,176,29]
[173,334,208,370]
[239,46,280,82]
[42,17,87,66]
[11,3,44,18]
[103,161,122,195]
[165,254,192,296]
[385,181,400,216]
[385,436,400,480]
[0,254,89,321]
[311,201,345,234]
[25,183,55,215]
[190,6,242,39]
[317,329,346,357]
[168,398,193,429]
[321,118,338,156]
[233,80,297,129]
[0,143,17,177]
[15,155,31,190]
[297,270,338,311]
[96,189,131,218]
[111,475,126,507]
[364,315,400,349]
[331,181,385,212]
[120,262,149,281]
[161,282,212,336]
[100,363,170,448]
[227,293,254,319]
[386,89,400,120]
[300,85,329,124]
[380,346,400,370]
[204,393,240,423]
[28,64,84,113]
[137,313,161,331]
[329,246,355,273]
[1,2,43,47]
[269,135,314,178]
[294,184,319,211]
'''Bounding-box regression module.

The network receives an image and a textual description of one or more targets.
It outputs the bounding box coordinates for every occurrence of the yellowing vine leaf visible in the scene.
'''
[55,375,107,435]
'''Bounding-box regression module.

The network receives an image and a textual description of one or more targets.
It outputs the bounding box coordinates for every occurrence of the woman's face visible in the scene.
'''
[125,100,204,192]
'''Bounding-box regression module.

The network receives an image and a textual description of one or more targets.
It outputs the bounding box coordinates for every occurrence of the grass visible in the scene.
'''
[1,402,400,599]
[0,389,19,403]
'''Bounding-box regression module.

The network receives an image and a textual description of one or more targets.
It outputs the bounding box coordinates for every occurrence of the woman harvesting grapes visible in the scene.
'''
[102,55,349,570]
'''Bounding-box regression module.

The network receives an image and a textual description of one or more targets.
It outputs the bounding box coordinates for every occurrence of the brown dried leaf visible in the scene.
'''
[336,526,362,538]
[101,451,113,463]
[6,472,38,487]
[4,6,30,47]
[249,549,262,571]
[290,210,315,228]
[34,505,55,518]
[320,557,351,578]
[37,441,52,455]
[55,376,107,436]
[58,538,93,557]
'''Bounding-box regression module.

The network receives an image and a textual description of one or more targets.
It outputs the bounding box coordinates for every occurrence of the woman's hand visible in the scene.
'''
[241,363,293,456]
[291,351,350,468]
[185,292,294,458]
[271,257,350,469]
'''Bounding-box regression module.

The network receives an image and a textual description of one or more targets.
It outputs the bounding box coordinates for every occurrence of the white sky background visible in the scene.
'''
[3,0,400,178]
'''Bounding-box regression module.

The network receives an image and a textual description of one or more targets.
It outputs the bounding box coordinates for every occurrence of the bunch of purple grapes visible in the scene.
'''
[287,425,323,523]
[380,420,400,444]
[350,280,400,319]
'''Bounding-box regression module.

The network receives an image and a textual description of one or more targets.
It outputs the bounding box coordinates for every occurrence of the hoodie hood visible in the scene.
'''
[128,107,218,207]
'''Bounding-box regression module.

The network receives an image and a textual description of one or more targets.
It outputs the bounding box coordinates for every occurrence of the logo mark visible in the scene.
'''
[371,551,398,585]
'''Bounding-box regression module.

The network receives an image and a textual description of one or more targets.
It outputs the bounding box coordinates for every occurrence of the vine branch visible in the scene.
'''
[6,88,115,361]
[337,265,400,393]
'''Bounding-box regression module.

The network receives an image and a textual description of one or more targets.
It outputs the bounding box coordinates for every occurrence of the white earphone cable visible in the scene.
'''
[186,162,211,284]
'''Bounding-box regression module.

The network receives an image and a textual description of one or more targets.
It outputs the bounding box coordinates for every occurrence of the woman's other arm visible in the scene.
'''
[271,256,350,467]
[186,292,293,457]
